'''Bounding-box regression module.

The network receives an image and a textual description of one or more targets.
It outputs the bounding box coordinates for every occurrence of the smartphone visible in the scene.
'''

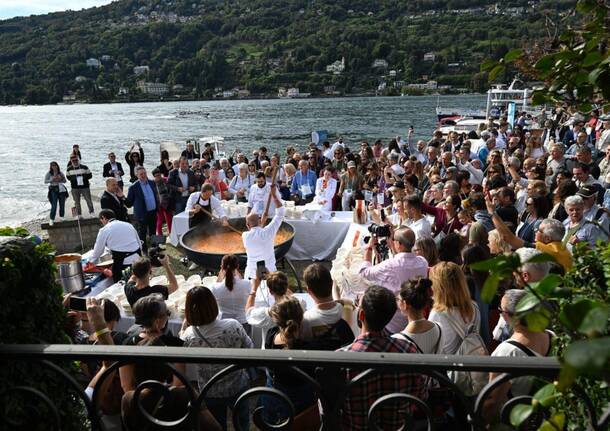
[256,260,267,279]
[69,296,87,312]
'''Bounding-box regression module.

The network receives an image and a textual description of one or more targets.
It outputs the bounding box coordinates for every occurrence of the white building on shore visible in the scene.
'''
[137,81,169,96]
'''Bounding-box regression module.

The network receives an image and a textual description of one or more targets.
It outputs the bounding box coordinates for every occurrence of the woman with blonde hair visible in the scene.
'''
[429,262,481,355]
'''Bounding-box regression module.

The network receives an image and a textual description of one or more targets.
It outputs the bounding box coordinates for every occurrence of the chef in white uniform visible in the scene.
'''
[90,209,142,282]
[185,184,228,228]
[314,167,337,211]
[242,185,285,279]
[247,172,278,216]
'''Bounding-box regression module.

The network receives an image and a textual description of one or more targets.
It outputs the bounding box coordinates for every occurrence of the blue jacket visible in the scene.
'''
[126,180,159,220]
[290,170,317,197]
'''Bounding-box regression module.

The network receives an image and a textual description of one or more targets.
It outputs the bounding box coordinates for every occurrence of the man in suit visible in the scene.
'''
[126,166,159,250]
[102,152,125,189]
[167,157,197,213]
[101,177,129,222]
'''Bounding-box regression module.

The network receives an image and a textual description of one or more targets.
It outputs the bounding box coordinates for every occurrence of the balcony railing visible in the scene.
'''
[0,344,606,430]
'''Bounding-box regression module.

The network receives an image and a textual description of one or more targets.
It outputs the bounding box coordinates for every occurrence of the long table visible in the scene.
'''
[169,210,354,261]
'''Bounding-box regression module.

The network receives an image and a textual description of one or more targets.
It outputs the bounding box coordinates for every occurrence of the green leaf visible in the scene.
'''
[535,54,555,71]
[525,306,552,332]
[531,91,548,105]
[469,254,515,272]
[480,59,496,72]
[559,299,598,330]
[481,272,500,304]
[488,64,504,82]
[576,0,597,14]
[530,274,563,297]
[539,412,566,431]
[525,252,556,264]
[578,305,610,336]
[578,102,593,113]
[503,48,522,63]
[589,67,605,84]
[533,383,558,408]
[582,51,603,67]
[510,404,534,428]
[564,337,610,377]
[558,363,576,391]
[516,292,540,313]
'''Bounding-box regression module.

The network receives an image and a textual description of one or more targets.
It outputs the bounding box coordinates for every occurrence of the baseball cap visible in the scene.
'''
[347,161,356,168]
[577,185,597,198]
[389,180,405,191]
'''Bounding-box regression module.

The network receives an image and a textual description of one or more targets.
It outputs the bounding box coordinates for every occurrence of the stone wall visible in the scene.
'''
[41,217,101,253]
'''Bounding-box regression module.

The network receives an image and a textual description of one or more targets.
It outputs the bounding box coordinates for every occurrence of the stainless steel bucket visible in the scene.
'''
[54,254,85,293]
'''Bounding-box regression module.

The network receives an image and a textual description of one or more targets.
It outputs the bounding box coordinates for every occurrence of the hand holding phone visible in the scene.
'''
[69,296,87,312]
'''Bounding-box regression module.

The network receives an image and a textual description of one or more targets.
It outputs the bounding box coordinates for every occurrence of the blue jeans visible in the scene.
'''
[49,188,66,220]
[206,394,249,431]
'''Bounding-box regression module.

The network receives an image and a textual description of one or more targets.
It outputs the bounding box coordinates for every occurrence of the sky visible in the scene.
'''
[0,0,114,20]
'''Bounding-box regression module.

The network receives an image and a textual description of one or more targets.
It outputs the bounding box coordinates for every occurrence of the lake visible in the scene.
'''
[0,94,486,225]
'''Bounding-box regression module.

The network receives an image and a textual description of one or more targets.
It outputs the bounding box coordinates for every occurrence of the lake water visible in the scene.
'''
[0,95,486,225]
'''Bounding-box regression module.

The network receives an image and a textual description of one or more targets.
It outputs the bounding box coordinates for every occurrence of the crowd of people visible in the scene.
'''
[57,106,610,430]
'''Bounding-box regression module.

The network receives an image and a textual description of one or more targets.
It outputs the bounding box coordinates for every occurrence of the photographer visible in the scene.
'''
[124,254,178,308]
[359,226,428,333]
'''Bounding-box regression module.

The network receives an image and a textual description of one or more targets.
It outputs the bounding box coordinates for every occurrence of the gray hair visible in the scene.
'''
[515,247,550,279]
[502,289,527,316]
[394,227,416,251]
[105,177,117,186]
[539,218,565,241]
[431,182,444,192]
[565,195,584,208]
[444,180,459,193]
[135,166,146,173]
[509,156,521,169]
[238,162,248,170]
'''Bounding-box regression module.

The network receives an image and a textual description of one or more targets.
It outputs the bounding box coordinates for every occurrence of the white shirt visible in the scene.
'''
[211,278,251,324]
[90,219,141,263]
[429,302,480,355]
[390,163,405,176]
[314,177,337,211]
[247,183,278,215]
[178,170,189,197]
[597,129,610,152]
[228,175,253,195]
[405,217,433,239]
[301,302,343,339]
[185,192,226,218]
[242,206,286,280]
[492,340,542,395]
[496,132,508,149]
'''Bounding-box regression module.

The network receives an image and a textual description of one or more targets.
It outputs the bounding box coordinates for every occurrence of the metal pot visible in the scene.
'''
[180,218,294,271]
[54,253,85,293]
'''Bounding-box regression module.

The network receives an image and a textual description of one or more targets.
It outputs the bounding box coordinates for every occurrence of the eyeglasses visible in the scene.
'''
[497,306,513,316]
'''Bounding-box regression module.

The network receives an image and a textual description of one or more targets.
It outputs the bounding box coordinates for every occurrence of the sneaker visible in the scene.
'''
[188,262,199,271]
[49,219,54,226]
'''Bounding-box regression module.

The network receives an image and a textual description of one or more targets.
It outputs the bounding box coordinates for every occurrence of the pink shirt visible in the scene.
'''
[359,252,428,333]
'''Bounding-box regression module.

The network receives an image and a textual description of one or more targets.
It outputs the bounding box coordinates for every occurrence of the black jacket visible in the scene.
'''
[100,191,129,222]
[66,163,92,189]
[167,169,197,200]
[102,162,125,184]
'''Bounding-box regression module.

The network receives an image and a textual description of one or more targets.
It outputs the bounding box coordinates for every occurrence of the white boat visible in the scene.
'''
[199,136,226,160]
[436,78,533,121]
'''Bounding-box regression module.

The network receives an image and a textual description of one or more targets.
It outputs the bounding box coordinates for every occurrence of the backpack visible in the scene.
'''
[444,308,489,397]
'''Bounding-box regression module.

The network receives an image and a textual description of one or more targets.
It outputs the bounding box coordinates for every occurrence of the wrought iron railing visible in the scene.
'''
[0,344,606,430]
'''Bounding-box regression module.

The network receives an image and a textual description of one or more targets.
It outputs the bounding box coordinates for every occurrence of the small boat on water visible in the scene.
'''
[436,78,533,121]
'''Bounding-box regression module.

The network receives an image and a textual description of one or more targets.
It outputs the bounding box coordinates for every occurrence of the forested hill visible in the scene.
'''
[0,0,575,105]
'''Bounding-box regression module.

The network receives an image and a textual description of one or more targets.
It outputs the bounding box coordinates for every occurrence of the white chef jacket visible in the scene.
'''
[247,183,278,215]
[242,206,286,280]
[90,220,141,264]
[314,177,337,211]
[185,192,226,218]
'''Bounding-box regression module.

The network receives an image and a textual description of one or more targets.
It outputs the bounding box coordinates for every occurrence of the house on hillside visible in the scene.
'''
[372,59,388,69]
[133,65,150,76]
[423,52,436,62]
[101,55,112,62]
[86,58,101,68]
[326,57,345,75]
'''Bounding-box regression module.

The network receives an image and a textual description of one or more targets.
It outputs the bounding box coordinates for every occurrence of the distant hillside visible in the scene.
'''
[0,0,576,104]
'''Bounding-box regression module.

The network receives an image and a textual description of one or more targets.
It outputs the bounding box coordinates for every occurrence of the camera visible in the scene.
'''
[148,235,167,267]
[148,244,166,267]
[367,223,391,238]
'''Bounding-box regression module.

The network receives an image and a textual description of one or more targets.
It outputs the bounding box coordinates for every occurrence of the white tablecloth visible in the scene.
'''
[169,210,354,261]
